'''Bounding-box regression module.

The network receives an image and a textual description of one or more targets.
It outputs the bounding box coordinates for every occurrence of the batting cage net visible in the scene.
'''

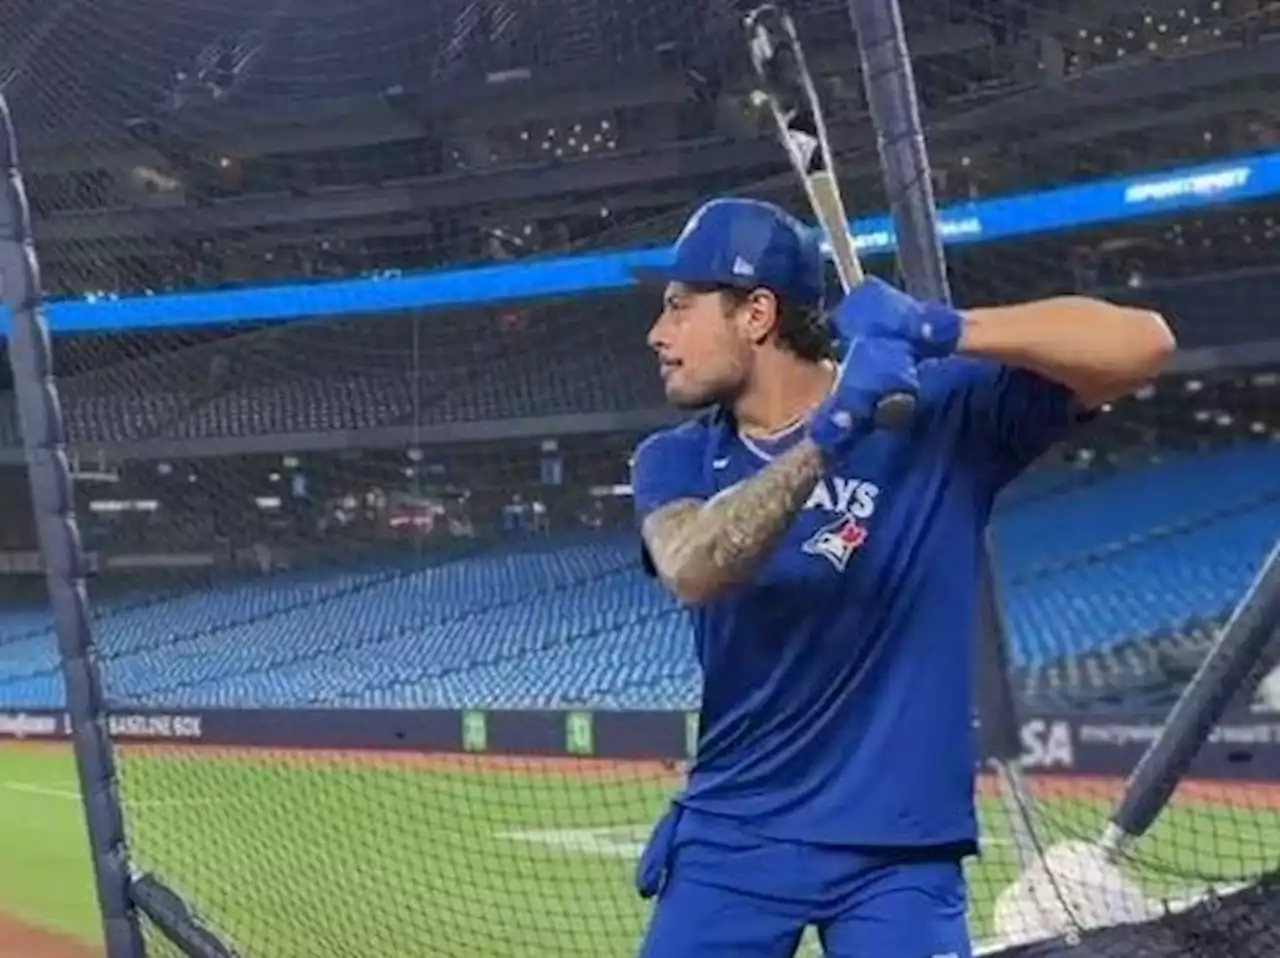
[0,0,1278,956]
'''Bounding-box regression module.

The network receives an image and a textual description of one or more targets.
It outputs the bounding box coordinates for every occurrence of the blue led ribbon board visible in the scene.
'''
[4,150,1275,335]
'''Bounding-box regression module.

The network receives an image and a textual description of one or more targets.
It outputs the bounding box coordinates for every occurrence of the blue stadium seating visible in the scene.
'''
[0,441,1276,711]
[0,301,662,448]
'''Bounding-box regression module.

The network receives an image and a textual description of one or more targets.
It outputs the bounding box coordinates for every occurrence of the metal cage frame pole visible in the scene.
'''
[0,92,146,958]
[845,0,1043,872]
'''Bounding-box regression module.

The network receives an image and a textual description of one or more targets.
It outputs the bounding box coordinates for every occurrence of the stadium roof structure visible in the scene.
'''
[8,0,1278,262]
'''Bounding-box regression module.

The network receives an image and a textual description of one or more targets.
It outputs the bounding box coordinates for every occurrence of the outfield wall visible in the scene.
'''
[2,707,1279,779]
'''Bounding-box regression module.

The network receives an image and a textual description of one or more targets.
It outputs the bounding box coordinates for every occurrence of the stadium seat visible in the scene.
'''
[1,442,1276,711]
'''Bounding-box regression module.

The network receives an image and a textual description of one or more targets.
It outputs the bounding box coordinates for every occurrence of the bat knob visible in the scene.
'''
[874,392,916,431]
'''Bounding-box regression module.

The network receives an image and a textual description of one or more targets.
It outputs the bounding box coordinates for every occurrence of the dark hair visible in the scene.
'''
[717,286,835,363]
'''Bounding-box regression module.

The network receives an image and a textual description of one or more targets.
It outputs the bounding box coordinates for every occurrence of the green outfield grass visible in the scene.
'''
[3,744,1278,957]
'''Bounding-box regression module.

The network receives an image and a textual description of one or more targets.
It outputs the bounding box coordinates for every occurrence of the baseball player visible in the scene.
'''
[628,197,1175,957]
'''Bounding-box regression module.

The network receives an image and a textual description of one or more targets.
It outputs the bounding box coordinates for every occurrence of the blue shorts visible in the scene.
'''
[634,806,971,958]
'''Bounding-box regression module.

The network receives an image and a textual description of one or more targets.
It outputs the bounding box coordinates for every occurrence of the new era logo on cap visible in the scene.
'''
[732,256,756,277]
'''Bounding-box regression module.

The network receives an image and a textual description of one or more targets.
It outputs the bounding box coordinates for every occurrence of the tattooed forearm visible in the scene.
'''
[643,439,825,604]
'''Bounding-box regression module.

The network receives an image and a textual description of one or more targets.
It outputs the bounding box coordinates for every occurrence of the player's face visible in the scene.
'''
[648,283,752,408]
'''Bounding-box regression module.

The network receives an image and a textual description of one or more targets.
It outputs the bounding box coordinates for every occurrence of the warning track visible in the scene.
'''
[0,913,98,958]
[7,740,1280,802]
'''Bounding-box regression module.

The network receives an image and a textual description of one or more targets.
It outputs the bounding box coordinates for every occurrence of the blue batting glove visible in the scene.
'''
[832,277,962,360]
[809,336,919,458]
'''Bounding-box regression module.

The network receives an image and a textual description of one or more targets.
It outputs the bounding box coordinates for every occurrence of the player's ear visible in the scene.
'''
[735,288,781,346]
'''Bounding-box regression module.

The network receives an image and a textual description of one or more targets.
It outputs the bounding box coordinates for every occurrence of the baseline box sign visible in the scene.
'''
[107,713,204,740]
[3,708,1280,780]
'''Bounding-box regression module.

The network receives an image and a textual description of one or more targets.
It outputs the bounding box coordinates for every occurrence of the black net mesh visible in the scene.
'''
[0,1,712,955]
[0,0,1278,957]
[968,352,1280,954]
[898,2,1280,954]
[993,869,1280,958]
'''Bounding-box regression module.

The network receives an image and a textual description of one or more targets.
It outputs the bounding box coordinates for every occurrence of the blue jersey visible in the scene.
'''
[631,358,1086,850]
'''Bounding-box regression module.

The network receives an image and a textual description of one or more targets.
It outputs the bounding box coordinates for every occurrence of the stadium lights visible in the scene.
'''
[88,499,158,514]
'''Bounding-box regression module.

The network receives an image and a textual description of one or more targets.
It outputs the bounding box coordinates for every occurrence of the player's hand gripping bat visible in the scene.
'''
[744,4,915,430]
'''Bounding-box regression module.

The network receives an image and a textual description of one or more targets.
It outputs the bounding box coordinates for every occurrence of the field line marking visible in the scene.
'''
[0,780,80,800]
[496,823,1014,857]
[1,779,230,810]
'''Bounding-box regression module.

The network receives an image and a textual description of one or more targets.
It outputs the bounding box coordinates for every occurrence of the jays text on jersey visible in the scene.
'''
[631,357,1088,850]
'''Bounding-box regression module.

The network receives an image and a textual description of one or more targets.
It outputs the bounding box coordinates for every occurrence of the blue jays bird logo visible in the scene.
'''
[802,513,869,571]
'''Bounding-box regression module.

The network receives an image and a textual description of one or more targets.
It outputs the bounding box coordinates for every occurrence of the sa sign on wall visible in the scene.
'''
[1019,718,1075,770]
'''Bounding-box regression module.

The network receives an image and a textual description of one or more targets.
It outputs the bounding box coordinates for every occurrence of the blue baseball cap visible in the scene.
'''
[632,198,826,310]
